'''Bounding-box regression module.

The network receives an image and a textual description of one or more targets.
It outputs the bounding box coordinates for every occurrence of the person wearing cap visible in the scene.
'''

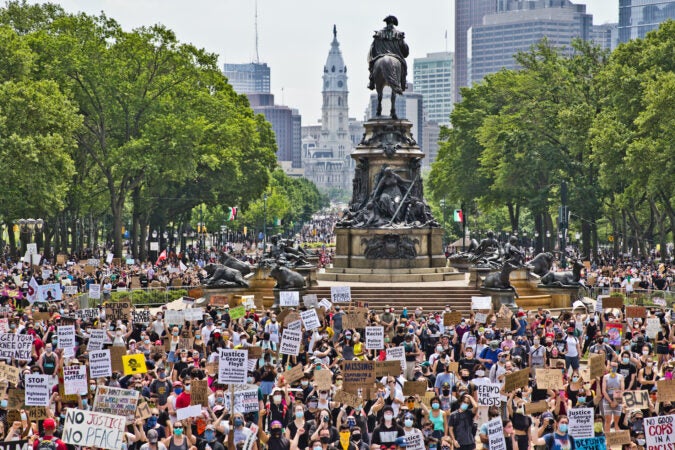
[258,411,291,449]
[401,409,424,446]
[140,429,168,450]
[448,393,478,450]
[371,405,404,448]
[478,340,502,371]
[32,418,66,450]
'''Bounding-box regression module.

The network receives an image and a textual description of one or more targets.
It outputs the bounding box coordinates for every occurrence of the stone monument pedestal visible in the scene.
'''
[535,285,580,309]
[480,287,519,313]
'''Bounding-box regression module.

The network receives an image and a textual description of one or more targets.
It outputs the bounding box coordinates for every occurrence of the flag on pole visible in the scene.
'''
[453,209,463,223]
[179,260,187,272]
[27,276,39,304]
[155,249,167,266]
[227,206,238,221]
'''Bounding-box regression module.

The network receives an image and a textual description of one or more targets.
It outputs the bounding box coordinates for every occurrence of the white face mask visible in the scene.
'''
[384,413,393,422]
[273,395,282,404]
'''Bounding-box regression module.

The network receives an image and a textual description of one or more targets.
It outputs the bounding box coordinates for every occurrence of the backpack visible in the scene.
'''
[37,438,58,450]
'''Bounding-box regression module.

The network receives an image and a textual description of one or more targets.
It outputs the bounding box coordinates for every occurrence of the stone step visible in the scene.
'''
[324,267,457,275]
[316,272,465,283]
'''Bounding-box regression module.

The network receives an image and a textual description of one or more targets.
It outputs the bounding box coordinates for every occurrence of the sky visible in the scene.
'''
[29,0,619,125]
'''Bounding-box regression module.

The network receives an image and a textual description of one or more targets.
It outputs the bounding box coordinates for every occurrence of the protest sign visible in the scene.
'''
[177,405,202,420]
[26,406,48,421]
[0,362,20,386]
[341,360,376,389]
[303,294,318,308]
[229,305,246,320]
[284,364,305,384]
[626,306,647,318]
[386,346,406,373]
[476,381,501,406]
[590,354,605,379]
[286,318,302,330]
[606,430,632,446]
[365,326,385,350]
[647,318,661,339]
[0,439,27,450]
[109,346,126,374]
[659,380,675,402]
[334,390,361,408]
[487,417,507,450]
[93,386,139,422]
[645,415,675,450]
[471,296,492,310]
[184,308,204,322]
[319,298,332,311]
[475,312,488,324]
[280,291,300,307]
[164,309,184,325]
[300,309,321,330]
[602,296,623,309]
[64,285,79,296]
[131,309,151,324]
[62,409,125,450]
[405,430,426,450]
[25,374,50,406]
[403,380,428,397]
[0,333,34,361]
[535,369,564,390]
[343,312,369,330]
[279,328,302,356]
[224,385,260,414]
[654,297,667,307]
[76,308,99,322]
[58,325,76,357]
[218,349,247,384]
[190,379,209,407]
[444,311,463,326]
[135,399,152,420]
[595,297,603,313]
[88,284,101,300]
[89,350,112,378]
[7,390,24,410]
[623,390,649,410]
[87,329,106,351]
[374,360,402,377]
[525,400,549,414]
[605,323,623,346]
[575,437,607,450]
[568,407,594,439]
[331,286,351,303]
[63,364,88,396]
[38,283,62,302]
[105,302,131,322]
[122,354,147,375]
[504,368,530,392]
[315,369,333,390]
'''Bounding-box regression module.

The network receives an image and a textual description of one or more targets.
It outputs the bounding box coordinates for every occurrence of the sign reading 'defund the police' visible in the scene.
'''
[218,349,247,385]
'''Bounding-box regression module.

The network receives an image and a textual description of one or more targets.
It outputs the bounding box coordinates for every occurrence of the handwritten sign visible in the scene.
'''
[331,286,351,303]
[603,297,624,309]
[471,296,492,310]
[575,437,606,450]
[659,380,675,402]
[89,350,112,379]
[63,364,88,396]
[190,379,209,407]
[645,415,675,450]
[622,390,649,410]
[606,430,631,446]
[284,364,305,384]
[300,309,321,330]
[314,369,333,390]
[402,380,428,396]
[444,311,463,326]
[342,360,375,388]
[105,302,131,321]
[626,306,646,318]
[476,381,501,406]
[0,362,20,386]
[589,354,605,379]
[303,294,318,308]
[535,369,563,390]
[62,409,126,450]
[504,368,530,392]
[280,291,300,307]
[374,360,402,377]
[0,334,34,361]
[525,400,549,414]
[131,309,151,324]
[92,386,139,422]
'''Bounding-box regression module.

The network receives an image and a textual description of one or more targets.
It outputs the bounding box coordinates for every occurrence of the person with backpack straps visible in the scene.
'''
[32,418,66,450]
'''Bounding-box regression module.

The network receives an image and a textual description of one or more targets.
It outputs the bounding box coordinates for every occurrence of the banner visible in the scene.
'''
[279,328,302,356]
[63,365,88,396]
[62,409,126,450]
[218,349,247,384]
[365,326,384,350]
[89,350,112,379]
[92,386,139,422]
[300,309,321,330]
[122,354,147,375]
[568,407,594,439]
[25,374,50,406]
[280,291,300,307]
[330,286,351,303]
[487,417,506,450]
[0,333,34,361]
[645,415,675,450]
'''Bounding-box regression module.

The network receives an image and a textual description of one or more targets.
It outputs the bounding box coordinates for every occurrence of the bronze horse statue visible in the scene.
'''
[372,55,404,119]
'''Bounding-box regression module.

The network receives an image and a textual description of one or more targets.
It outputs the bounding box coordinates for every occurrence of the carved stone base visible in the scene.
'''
[334,227,444,269]
[480,288,519,313]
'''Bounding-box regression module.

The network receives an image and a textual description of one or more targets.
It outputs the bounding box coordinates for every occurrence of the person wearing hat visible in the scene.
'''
[478,340,502,371]
[448,393,478,449]
[371,405,405,448]
[367,15,409,92]
[401,410,424,446]
[32,418,66,450]
[140,429,167,450]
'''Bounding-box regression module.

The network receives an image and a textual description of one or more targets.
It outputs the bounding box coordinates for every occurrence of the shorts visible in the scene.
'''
[603,399,622,416]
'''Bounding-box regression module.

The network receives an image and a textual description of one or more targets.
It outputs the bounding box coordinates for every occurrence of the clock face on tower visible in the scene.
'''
[337,80,343,88]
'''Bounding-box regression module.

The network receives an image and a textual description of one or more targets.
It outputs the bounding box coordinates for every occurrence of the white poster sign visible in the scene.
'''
[87,329,106,351]
[38,283,62,302]
[487,417,507,450]
[646,318,661,339]
[300,309,321,330]
[280,291,300,307]
[25,374,51,406]
[88,284,101,300]
[64,364,88,395]
[645,414,675,450]
[62,409,126,450]
[568,407,594,439]
[176,405,202,420]
[279,328,302,356]
[475,381,501,406]
[218,349,247,385]
[89,350,112,379]
[303,294,318,308]
[58,325,76,357]
[386,346,406,373]
[365,326,385,350]
[471,296,492,310]
[331,286,352,303]
[0,333,33,361]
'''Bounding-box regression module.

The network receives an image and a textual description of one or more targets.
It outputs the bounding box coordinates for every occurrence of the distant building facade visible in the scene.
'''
[413,52,454,126]
[591,23,619,51]
[619,0,675,43]
[223,62,271,94]
[249,95,302,168]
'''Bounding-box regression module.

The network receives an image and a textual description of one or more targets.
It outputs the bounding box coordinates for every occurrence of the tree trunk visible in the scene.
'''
[581,220,591,259]
[8,227,17,258]
[139,217,148,262]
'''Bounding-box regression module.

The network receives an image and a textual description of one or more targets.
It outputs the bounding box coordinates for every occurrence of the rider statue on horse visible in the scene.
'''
[368,15,410,118]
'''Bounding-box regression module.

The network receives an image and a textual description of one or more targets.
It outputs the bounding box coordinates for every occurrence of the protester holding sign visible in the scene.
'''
[533,415,577,450]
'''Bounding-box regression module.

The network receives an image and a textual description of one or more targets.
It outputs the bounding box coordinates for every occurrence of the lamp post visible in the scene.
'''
[263,193,268,247]
[546,230,551,253]
[439,199,447,245]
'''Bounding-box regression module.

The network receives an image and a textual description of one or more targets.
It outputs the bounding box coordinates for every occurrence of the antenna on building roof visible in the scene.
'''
[254,0,260,63]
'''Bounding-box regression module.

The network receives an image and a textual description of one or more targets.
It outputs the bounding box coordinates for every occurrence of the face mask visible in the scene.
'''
[296,411,304,419]
[320,437,331,444]
[622,358,630,364]
[643,350,650,355]
[273,395,282,404]
[314,447,323,450]
[432,402,440,410]
[352,434,361,443]
[46,347,53,354]
[461,375,470,381]
[578,397,586,404]
[234,418,243,427]
[610,367,617,373]
[21,413,27,421]
[637,439,646,445]
[436,346,443,353]
[174,429,183,436]
[247,376,254,384]
[271,429,282,438]
[195,335,201,340]
[594,423,603,433]
[533,338,540,345]
[442,389,450,396]
[174,388,183,395]
[516,407,524,415]
[173,331,179,336]
[204,431,215,441]
[572,376,579,382]
[603,338,609,343]
[404,419,414,427]
[301,381,309,386]
[0,400,6,408]
[460,403,469,411]
[384,413,393,422]
[145,339,151,344]
[148,417,157,427]
[184,385,191,392]
[624,345,631,351]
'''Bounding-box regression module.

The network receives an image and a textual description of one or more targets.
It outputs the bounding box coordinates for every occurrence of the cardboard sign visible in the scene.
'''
[92,386,139,422]
[135,399,152,420]
[109,346,126,374]
[365,326,384,350]
[89,350,112,379]
[471,296,492,310]
[622,390,649,410]
[330,286,351,303]
[535,369,564,390]
[63,364,88,396]
[568,407,594,439]
[282,311,301,327]
[374,360,402,377]
[105,302,131,321]
[25,374,51,406]
[303,294,318,308]
[122,354,147,375]
[402,380,428,397]
[279,328,302,356]
[300,309,321,330]
[7,389,24,409]
[589,354,605,379]
[280,291,300,307]
[605,430,631,446]
[26,406,48,421]
[62,409,126,450]
[504,368,530,392]
[218,349,247,384]
[525,400,549,414]
[575,437,606,450]
[342,360,376,387]
[444,311,463,326]
[645,415,675,450]
[487,417,507,450]
[314,369,333,390]
[343,312,369,330]
[284,364,305,384]
[626,306,646,318]
[603,297,624,309]
[475,381,501,406]
[190,379,209,407]
[658,380,675,402]
[447,361,459,374]
[334,389,361,408]
[0,362,21,386]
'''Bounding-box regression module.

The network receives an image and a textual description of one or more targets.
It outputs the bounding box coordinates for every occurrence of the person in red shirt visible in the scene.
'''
[175,379,191,409]
[33,418,67,450]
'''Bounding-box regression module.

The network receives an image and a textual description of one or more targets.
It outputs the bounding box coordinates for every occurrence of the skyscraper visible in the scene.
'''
[619,0,675,43]
[454,0,498,104]
[249,95,301,168]
[413,52,454,126]
[222,62,271,94]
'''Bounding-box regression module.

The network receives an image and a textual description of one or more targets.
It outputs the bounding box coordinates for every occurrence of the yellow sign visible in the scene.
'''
[608,235,614,242]
[122,354,147,375]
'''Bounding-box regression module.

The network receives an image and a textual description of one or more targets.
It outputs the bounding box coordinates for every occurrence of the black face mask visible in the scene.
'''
[320,436,331,444]
[442,389,450,395]
[271,429,282,438]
